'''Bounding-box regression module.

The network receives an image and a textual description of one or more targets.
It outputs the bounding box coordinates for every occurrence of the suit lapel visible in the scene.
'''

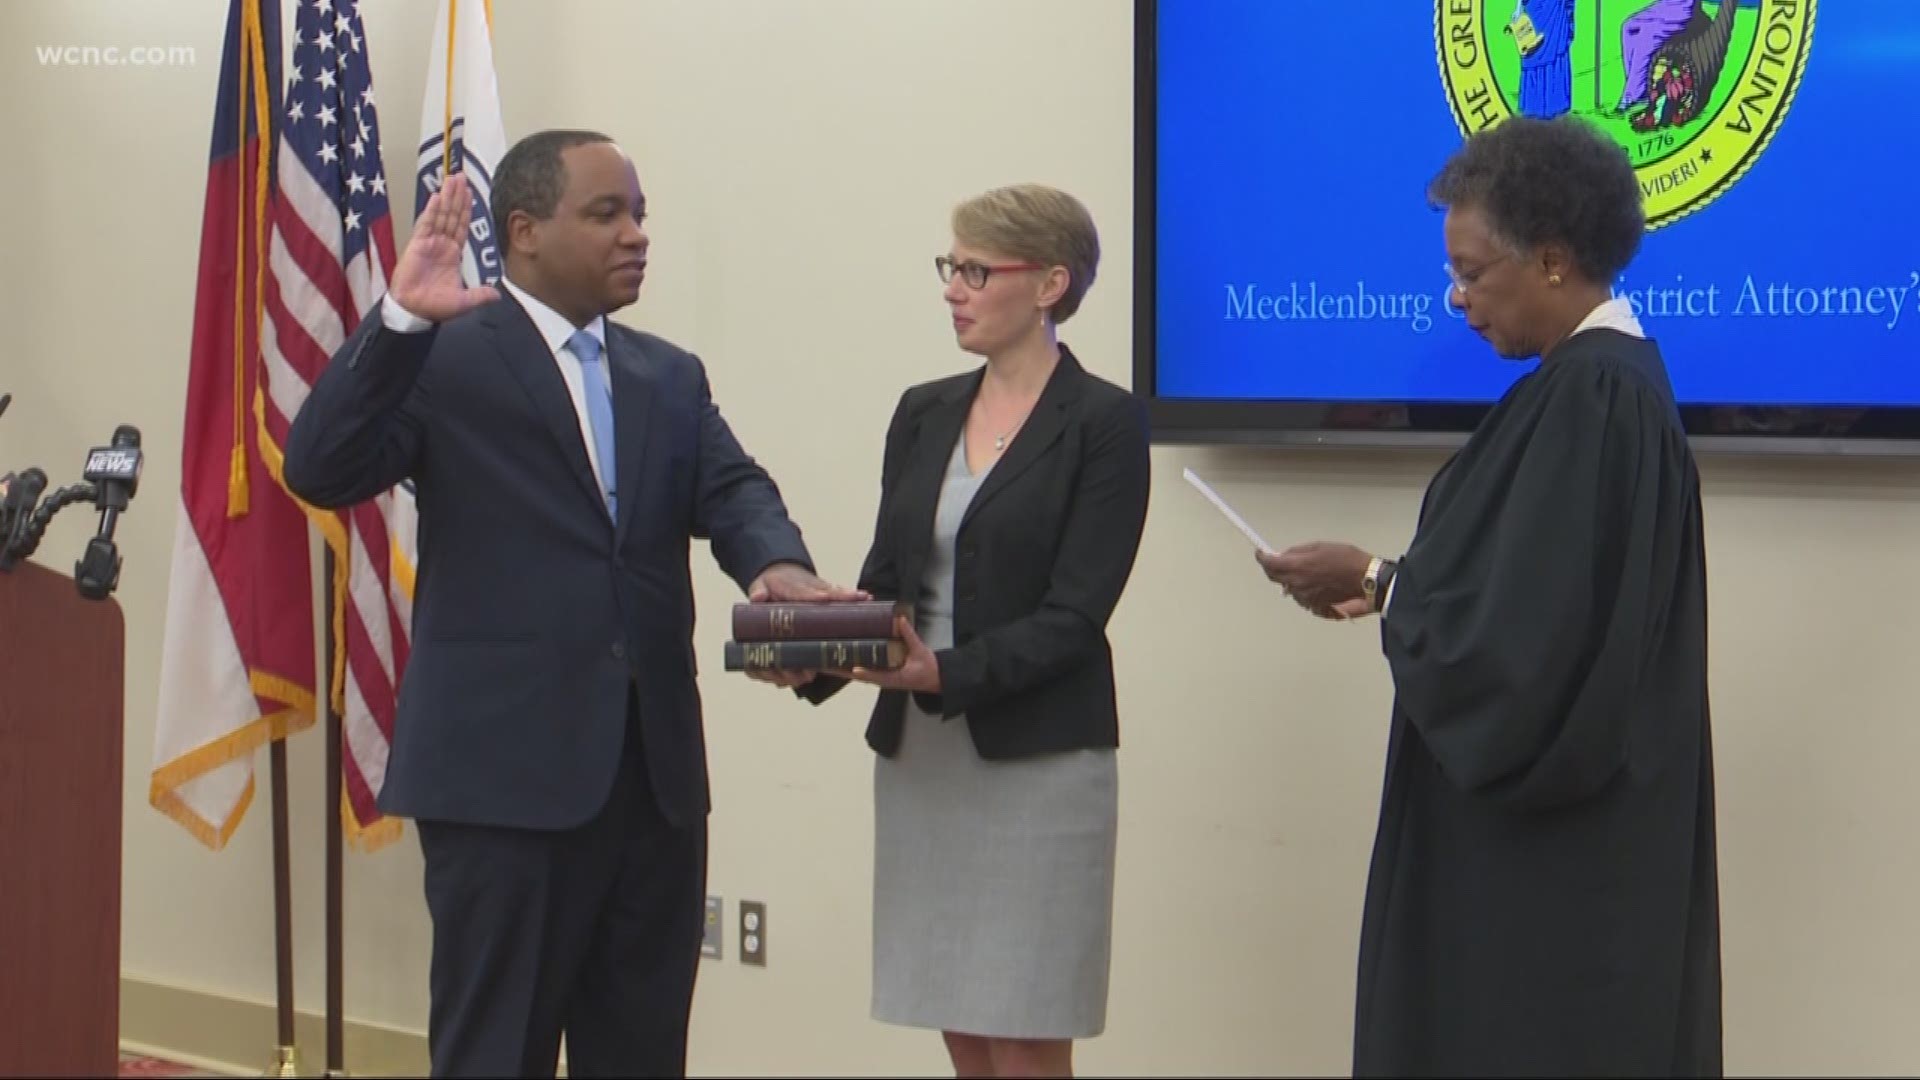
[893,374,974,605]
[486,295,605,515]
[607,329,656,544]
[959,352,1082,534]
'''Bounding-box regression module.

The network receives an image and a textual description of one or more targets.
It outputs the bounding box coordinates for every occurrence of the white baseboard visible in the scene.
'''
[119,975,430,1077]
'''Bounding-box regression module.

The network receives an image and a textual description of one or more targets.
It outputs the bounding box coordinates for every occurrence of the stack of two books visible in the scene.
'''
[722,599,911,673]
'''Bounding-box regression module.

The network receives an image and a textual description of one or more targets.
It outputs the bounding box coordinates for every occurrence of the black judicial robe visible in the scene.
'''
[1354,328,1722,1078]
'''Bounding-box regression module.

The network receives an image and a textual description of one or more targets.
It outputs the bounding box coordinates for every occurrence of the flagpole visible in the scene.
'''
[268,738,299,1077]
[325,544,347,1078]
[260,0,300,1066]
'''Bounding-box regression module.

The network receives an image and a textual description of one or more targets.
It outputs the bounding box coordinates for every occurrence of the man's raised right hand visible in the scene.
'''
[388,171,500,323]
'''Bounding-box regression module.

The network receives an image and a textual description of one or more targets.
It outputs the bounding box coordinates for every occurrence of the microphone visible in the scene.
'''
[75,425,142,600]
[82,425,142,541]
[0,467,49,571]
[0,394,11,509]
[0,421,142,597]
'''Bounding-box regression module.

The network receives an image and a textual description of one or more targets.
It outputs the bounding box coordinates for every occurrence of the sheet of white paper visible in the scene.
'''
[1182,467,1273,553]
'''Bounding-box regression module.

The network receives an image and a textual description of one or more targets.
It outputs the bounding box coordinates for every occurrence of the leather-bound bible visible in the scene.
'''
[730,600,911,642]
[723,638,906,672]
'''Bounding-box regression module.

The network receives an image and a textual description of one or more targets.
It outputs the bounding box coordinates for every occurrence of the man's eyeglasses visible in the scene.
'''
[935,256,1045,289]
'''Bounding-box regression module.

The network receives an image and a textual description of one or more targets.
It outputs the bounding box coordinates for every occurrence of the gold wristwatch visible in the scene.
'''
[1363,557,1400,613]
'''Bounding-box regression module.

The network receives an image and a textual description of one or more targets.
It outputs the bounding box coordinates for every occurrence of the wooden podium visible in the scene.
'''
[0,559,124,1077]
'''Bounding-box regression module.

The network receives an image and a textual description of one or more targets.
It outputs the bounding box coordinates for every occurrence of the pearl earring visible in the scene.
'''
[1548,273,1562,286]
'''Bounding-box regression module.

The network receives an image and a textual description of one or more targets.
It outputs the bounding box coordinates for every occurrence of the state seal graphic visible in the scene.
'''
[1437,1,1814,229]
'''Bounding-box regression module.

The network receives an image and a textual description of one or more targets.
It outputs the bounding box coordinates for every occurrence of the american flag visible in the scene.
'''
[268,0,408,847]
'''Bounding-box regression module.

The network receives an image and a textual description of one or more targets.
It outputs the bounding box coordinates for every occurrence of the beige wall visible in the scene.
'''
[4,0,1919,1075]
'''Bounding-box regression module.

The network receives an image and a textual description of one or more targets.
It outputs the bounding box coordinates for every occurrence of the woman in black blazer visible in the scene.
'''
[797,184,1150,1078]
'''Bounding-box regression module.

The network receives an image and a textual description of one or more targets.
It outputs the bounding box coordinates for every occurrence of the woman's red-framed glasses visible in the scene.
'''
[934,255,1045,289]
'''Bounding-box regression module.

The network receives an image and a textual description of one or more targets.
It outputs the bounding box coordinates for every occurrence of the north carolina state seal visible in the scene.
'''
[1437,0,1814,229]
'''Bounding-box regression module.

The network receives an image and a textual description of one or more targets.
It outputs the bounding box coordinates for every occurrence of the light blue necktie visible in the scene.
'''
[567,329,617,518]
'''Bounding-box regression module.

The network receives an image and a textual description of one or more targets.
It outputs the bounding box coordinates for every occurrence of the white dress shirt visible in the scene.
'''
[381,279,613,499]
[1379,296,1645,617]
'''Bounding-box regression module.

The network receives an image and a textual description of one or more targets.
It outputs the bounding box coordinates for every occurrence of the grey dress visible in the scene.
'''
[870,434,1119,1040]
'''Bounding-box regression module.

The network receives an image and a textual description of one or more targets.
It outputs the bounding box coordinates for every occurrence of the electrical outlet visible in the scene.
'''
[701,896,723,959]
[739,900,766,966]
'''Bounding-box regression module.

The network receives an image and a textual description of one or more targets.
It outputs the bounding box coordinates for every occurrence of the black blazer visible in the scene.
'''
[281,288,813,831]
[804,345,1150,759]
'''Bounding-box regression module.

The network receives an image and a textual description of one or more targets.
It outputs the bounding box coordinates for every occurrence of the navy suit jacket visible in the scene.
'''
[801,347,1151,759]
[282,287,812,831]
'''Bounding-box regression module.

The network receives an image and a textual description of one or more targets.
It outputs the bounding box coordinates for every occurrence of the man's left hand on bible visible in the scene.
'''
[746,562,868,604]
[740,563,867,690]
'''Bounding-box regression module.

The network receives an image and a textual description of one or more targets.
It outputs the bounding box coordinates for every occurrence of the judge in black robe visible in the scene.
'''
[1260,115,1722,1078]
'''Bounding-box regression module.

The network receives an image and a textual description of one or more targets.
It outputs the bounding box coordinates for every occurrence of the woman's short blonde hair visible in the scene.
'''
[951,184,1100,323]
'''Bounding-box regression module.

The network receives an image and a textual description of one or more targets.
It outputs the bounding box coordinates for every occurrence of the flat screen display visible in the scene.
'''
[1136,0,1920,450]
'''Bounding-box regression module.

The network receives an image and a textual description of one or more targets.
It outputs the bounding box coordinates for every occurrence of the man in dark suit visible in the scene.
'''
[282,129,858,1079]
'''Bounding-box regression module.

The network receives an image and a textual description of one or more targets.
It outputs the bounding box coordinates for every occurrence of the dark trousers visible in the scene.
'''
[416,696,708,1078]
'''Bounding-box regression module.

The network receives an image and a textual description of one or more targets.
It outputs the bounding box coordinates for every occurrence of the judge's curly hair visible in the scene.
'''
[1427,115,1645,286]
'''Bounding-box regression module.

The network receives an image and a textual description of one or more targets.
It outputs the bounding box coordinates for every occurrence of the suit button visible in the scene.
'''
[611,641,626,661]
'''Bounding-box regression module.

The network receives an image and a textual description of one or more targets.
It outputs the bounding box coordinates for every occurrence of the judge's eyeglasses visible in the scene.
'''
[1443,253,1509,293]
[935,255,1045,289]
